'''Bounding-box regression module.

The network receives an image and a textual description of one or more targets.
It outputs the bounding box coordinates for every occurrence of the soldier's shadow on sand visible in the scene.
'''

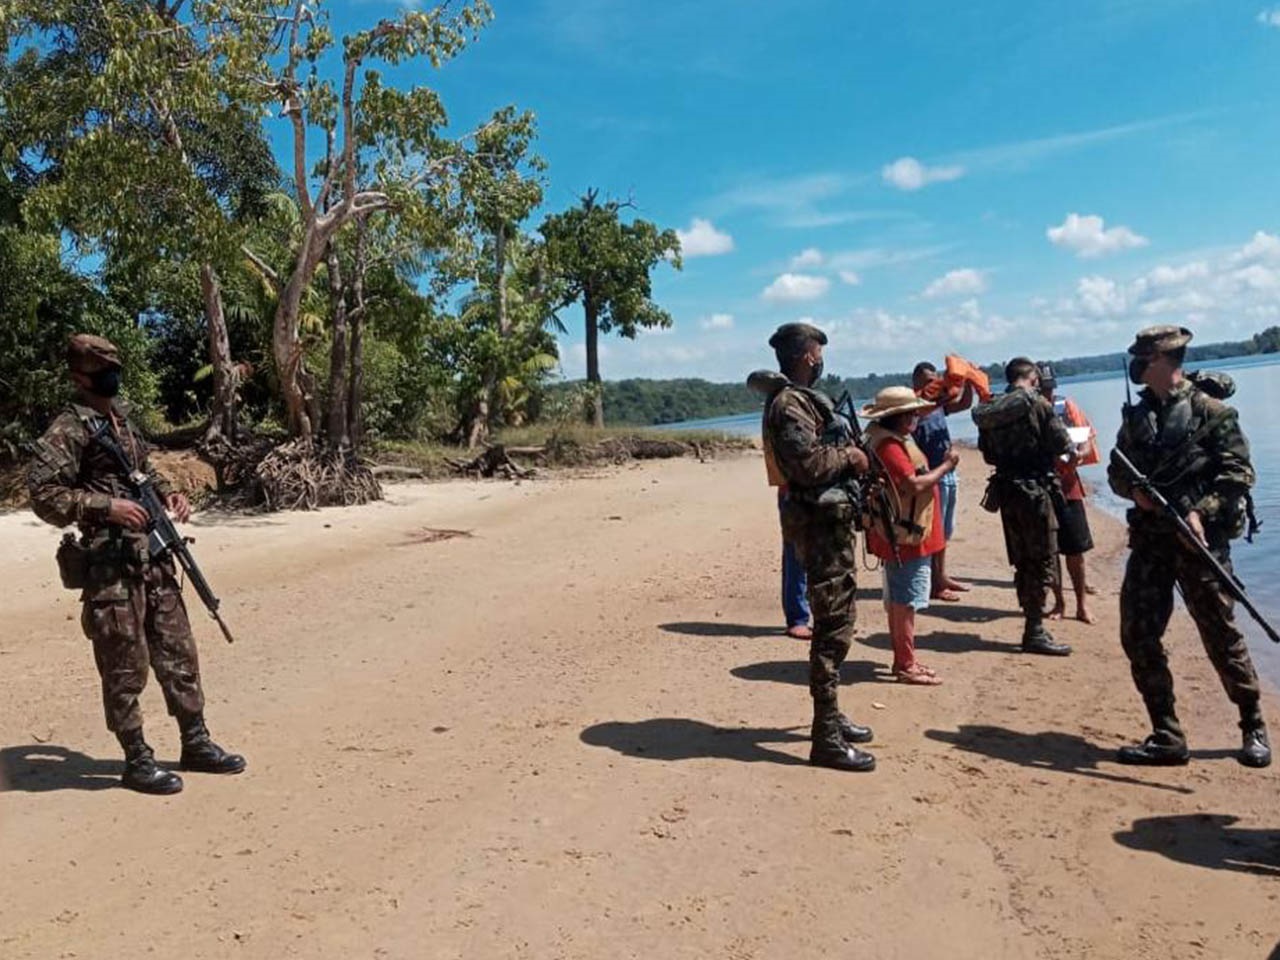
[0,744,123,792]
[1113,814,1280,877]
[858,630,1015,656]
[731,658,882,686]
[925,725,1196,795]
[660,622,787,638]
[580,719,809,766]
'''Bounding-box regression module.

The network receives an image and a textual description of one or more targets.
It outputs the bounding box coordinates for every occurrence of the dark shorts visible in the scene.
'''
[1057,498,1094,556]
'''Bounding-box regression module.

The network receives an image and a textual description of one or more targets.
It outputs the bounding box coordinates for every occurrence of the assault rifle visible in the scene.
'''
[91,422,236,644]
[835,391,902,565]
[1111,448,1279,645]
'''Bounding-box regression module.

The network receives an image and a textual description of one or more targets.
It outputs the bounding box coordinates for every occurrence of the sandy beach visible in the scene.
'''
[0,447,1276,960]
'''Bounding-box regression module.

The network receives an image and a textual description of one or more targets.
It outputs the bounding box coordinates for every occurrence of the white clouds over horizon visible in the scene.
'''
[1047,213,1149,258]
[676,218,734,257]
[881,156,965,191]
[762,273,831,302]
[922,268,989,299]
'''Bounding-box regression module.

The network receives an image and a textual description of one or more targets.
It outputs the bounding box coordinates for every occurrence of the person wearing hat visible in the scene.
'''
[971,357,1074,656]
[1107,325,1270,768]
[861,387,959,685]
[25,333,246,795]
[761,322,876,772]
[1036,362,1099,625]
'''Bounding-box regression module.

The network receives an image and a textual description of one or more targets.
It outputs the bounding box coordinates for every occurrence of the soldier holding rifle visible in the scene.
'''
[26,334,245,795]
[1109,325,1271,768]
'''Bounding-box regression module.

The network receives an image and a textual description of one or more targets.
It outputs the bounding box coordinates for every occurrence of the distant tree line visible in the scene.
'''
[581,325,1280,426]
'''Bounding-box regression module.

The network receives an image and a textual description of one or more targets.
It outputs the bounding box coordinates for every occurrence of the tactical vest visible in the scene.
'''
[865,424,934,546]
[1121,387,1215,510]
[765,384,860,509]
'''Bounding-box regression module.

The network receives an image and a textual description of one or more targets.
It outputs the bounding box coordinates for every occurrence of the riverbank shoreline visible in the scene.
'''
[1,448,1276,959]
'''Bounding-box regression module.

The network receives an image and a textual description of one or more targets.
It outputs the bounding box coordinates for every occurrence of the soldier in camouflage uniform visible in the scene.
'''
[761,323,876,772]
[1108,325,1270,768]
[26,334,246,795]
[972,357,1074,656]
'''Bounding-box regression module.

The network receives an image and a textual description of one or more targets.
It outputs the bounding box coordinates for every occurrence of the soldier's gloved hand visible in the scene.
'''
[847,447,869,475]
[166,492,192,523]
[107,498,150,531]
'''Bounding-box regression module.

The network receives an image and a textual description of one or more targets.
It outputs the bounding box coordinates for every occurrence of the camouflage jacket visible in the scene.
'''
[26,399,172,538]
[1108,378,1254,535]
[762,383,862,494]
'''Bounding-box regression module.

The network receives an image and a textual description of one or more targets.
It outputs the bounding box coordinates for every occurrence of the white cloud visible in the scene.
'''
[700,312,734,330]
[789,247,824,269]
[1076,276,1129,318]
[881,156,965,191]
[676,218,734,257]
[762,273,831,303]
[1232,230,1280,264]
[1047,213,1149,258]
[838,270,862,286]
[1259,9,1280,28]
[922,268,989,299]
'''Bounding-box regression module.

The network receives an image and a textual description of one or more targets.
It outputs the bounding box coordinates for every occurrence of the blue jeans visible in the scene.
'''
[780,495,810,627]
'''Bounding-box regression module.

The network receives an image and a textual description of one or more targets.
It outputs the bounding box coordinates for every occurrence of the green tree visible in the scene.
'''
[539,190,681,427]
[3,0,283,443]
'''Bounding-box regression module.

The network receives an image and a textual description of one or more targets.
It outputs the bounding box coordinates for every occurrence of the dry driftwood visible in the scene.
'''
[446,444,535,480]
[252,440,383,511]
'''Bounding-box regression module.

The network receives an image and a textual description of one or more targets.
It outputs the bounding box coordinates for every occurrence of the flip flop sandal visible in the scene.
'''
[894,667,943,686]
[932,590,962,602]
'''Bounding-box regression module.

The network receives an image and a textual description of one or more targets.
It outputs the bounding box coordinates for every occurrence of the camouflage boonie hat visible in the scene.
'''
[768,322,828,351]
[1127,325,1192,358]
[66,333,121,373]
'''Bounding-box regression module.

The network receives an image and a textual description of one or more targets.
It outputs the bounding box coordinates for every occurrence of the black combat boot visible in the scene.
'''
[1239,720,1271,769]
[178,714,247,775]
[117,728,184,795]
[810,703,876,772]
[1021,620,1071,657]
[1118,703,1188,765]
[836,712,874,745]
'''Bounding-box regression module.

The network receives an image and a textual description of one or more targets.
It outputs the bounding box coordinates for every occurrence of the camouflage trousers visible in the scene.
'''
[781,502,857,705]
[999,485,1057,622]
[1120,538,1263,738]
[80,561,205,733]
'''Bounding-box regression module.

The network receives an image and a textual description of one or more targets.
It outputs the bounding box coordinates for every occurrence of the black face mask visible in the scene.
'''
[809,360,824,386]
[89,368,123,398]
[1128,358,1148,385]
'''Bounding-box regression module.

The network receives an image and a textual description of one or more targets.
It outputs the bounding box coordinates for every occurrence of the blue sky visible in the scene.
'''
[329,0,1280,382]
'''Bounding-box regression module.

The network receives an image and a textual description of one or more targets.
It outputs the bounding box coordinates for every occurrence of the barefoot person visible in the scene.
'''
[861,387,959,685]
[25,334,246,795]
[760,323,876,772]
[1108,325,1271,768]
[911,361,976,602]
[1038,362,1098,624]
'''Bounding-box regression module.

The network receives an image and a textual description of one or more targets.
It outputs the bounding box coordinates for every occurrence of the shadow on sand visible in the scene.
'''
[0,744,123,792]
[730,658,881,686]
[659,622,787,639]
[858,630,1015,656]
[580,719,809,766]
[1113,814,1280,877]
[925,724,1197,795]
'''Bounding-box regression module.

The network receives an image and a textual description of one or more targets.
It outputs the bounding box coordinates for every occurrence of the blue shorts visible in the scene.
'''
[939,472,958,541]
[882,556,933,610]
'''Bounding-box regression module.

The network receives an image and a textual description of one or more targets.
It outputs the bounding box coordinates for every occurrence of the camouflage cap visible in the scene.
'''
[1127,324,1192,358]
[66,333,122,373]
[768,322,828,351]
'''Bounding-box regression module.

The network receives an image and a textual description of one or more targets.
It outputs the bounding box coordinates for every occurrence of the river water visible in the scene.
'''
[666,356,1280,689]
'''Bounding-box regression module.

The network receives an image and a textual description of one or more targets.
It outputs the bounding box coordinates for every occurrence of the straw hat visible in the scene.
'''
[860,385,933,421]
